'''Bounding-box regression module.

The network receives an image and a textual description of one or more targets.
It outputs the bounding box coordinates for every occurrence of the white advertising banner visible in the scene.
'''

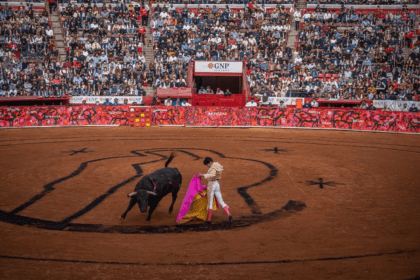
[70,96,143,104]
[194,61,243,74]
[373,100,420,111]
[263,97,304,106]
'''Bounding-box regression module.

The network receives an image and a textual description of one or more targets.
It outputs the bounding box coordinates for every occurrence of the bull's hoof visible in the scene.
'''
[146,218,151,222]
[119,216,125,221]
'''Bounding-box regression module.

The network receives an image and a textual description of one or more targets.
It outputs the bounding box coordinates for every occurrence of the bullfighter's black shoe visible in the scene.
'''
[205,221,212,225]
[229,215,233,223]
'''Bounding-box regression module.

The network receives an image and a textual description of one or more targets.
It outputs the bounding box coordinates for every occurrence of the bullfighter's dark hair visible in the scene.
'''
[165,152,176,167]
[203,157,213,165]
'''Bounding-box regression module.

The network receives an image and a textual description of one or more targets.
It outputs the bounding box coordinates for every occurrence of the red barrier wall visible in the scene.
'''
[0,106,130,127]
[153,107,420,133]
[1,106,419,134]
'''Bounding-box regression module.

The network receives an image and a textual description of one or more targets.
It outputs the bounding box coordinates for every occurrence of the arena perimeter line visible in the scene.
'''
[0,249,417,266]
[1,125,419,135]
[0,137,419,154]
[1,134,420,149]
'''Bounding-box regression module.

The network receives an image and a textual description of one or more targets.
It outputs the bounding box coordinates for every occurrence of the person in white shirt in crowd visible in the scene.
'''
[255,10,264,21]
[45,26,54,38]
[183,23,191,31]
[344,67,352,79]
[324,11,332,23]
[160,10,169,18]
[306,83,318,93]
[401,103,409,112]
[330,77,339,89]
[181,100,191,106]
[190,23,198,32]
[216,88,224,95]
[137,53,146,64]
[164,97,172,106]
[150,18,158,29]
[198,86,207,94]
[302,11,311,23]
[153,29,161,41]
[311,99,319,108]
[307,61,317,70]
[246,98,258,107]
[383,104,391,111]
[168,53,177,63]
[293,9,301,30]
[248,35,257,45]
[278,100,287,108]
[294,55,303,65]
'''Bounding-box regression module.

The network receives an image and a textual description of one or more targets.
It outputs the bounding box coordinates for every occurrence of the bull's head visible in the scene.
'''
[127,190,157,213]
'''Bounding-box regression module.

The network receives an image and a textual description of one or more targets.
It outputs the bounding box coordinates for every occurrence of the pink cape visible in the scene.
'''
[176,174,207,222]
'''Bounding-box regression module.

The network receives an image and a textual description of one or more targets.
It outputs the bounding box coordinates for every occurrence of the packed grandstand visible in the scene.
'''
[0,0,419,111]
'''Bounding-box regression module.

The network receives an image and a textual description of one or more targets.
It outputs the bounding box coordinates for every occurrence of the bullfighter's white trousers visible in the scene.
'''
[208,181,227,209]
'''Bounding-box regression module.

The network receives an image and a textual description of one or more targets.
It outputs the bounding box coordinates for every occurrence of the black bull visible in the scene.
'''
[120,154,182,221]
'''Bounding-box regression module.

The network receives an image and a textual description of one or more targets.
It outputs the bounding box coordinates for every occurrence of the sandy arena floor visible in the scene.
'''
[0,127,419,279]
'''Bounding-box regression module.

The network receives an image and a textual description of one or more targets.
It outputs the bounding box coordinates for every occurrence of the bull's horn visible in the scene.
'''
[146,191,157,196]
[127,192,137,197]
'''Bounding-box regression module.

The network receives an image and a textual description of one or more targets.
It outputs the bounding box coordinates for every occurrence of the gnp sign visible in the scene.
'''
[194,61,243,74]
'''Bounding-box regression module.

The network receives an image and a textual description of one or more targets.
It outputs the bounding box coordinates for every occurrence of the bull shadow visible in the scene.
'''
[0,148,306,234]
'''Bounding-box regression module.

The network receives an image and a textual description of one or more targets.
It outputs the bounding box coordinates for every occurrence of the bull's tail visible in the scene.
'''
[165,152,176,167]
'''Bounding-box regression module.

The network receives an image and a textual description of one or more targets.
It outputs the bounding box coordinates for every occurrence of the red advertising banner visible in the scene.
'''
[185,107,253,126]
[0,105,419,134]
[0,105,130,127]
[152,107,420,133]
[152,107,186,126]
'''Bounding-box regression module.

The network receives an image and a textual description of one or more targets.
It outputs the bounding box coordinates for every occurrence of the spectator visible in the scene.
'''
[366,103,377,110]
[303,101,312,108]
[216,88,224,95]
[164,97,172,106]
[401,103,409,112]
[293,9,301,30]
[383,104,391,111]
[172,98,182,106]
[278,100,287,108]
[409,103,418,112]
[48,0,55,14]
[198,86,207,94]
[181,99,191,106]
[246,98,258,107]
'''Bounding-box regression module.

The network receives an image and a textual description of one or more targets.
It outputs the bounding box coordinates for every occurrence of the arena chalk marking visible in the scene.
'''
[0,148,303,235]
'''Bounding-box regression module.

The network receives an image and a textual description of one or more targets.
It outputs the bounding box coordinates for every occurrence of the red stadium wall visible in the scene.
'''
[152,107,420,133]
[1,106,419,133]
[0,106,130,127]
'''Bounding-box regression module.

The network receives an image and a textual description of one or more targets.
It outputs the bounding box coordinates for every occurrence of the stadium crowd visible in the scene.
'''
[0,0,419,106]
[57,2,152,96]
[0,4,59,97]
[151,3,292,89]
[248,6,420,102]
